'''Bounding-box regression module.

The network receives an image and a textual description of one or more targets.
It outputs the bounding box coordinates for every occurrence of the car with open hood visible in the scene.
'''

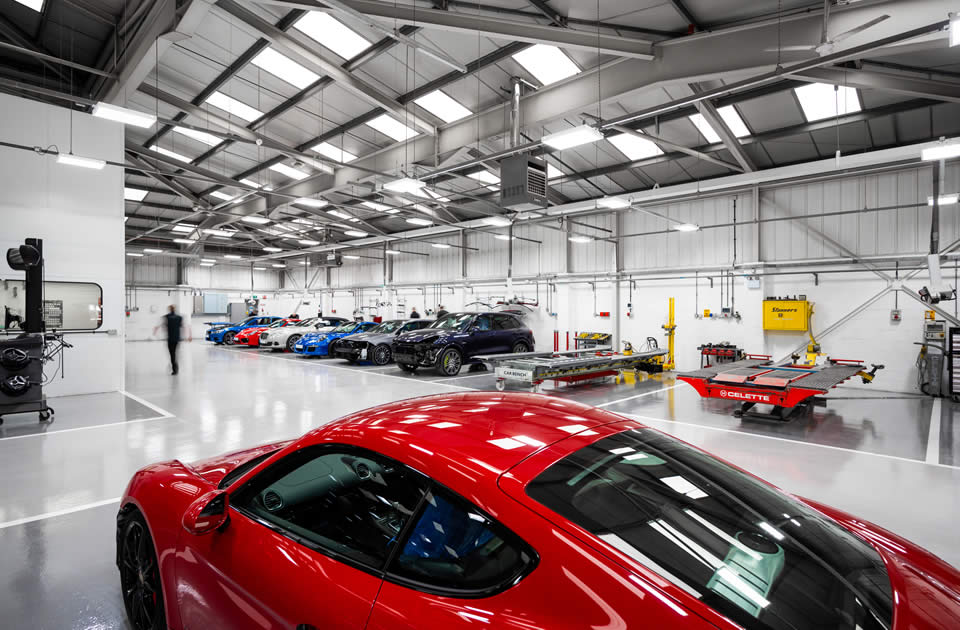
[332,318,433,365]
[258,317,349,352]
[392,311,534,376]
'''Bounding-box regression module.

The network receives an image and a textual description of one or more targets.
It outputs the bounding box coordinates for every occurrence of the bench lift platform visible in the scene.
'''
[677,355,883,421]
[477,346,668,392]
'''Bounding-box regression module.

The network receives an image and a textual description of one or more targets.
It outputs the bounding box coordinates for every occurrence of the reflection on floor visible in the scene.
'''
[0,341,957,628]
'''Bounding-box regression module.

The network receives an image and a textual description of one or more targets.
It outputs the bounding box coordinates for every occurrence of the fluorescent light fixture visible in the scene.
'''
[272,263,287,268]
[269,163,310,180]
[568,236,593,243]
[210,191,236,202]
[495,234,514,241]
[253,267,267,271]
[384,177,426,194]
[484,216,511,227]
[171,224,198,233]
[431,243,451,249]
[597,196,630,209]
[251,47,320,89]
[173,238,197,244]
[542,124,604,150]
[344,230,368,237]
[205,91,263,122]
[385,249,400,255]
[223,254,242,260]
[794,83,861,122]
[327,210,352,220]
[343,255,360,260]
[362,201,391,212]
[299,261,310,265]
[13,0,44,12]
[298,239,320,246]
[929,194,960,206]
[952,14,960,47]
[922,142,960,161]
[414,90,472,123]
[143,248,163,254]
[263,246,283,252]
[688,113,721,144]
[512,44,580,86]
[366,114,419,142]
[124,187,148,202]
[241,216,270,225]
[56,153,105,169]
[406,217,432,226]
[547,163,564,180]
[149,145,192,163]
[673,223,700,232]
[311,141,357,163]
[126,252,144,257]
[173,126,221,146]
[467,171,500,185]
[718,105,751,138]
[239,178,264,189]
[202,228,235,237]
[200,262,215,267]
[92,102,156,128]
[294,198,328,208]
[294,11,371,60]
[608,133,663,161]
[200,258,216,263]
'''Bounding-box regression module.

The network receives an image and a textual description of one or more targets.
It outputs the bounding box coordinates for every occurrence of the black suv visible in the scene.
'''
[392,312,534,376]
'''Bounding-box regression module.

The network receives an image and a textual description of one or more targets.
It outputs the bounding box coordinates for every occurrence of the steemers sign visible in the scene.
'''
[718,390,771,403]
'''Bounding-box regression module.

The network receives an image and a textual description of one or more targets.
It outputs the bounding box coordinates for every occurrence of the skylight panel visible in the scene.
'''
[150,145,192,163]
[311,141,358,163]
[173,126,222,146]
[362,201,391,212]
[210,191,236,202]
[512,44,580,86]
[251,47,320,89]
[269,163,311,180]
[205,91,263,122]
[366,114,419,142]
[607,133,663,161]
[467,170,500,191]
[688,114,721,144]
[414,90,472,123]
[794,83,861,122]
[547,164,563,180]
[13,0,44,12]
[718,105,751,138]
[294,11,371,60]
[124,187,148,202]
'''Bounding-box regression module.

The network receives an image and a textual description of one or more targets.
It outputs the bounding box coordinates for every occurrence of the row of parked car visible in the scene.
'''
[204,312,535,376]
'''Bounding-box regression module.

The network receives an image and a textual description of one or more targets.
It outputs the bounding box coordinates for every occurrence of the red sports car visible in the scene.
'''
[233,317,300,347]
[116,393,960,630]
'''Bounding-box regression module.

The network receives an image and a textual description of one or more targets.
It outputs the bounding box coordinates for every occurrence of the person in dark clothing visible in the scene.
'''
[154,305,191,375]
[409,307,421,319]
[435,305,448,319]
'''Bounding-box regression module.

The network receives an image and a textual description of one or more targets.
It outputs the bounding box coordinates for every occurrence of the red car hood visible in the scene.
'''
[186,439,292,486]
[237,326,267,338]
[801,498,960,628]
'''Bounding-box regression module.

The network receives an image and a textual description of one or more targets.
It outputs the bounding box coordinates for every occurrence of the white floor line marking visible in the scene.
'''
[218,347,475,391]
[120,389,175,418]
[436,372,493,381]
[0,497,121,530]
[926,398,942,465]
[0,414,173,442]
[622,412,960,471]
[596,383,682,407]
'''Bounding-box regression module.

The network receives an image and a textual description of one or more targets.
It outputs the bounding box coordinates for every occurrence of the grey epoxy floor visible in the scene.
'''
[0,341,958,628]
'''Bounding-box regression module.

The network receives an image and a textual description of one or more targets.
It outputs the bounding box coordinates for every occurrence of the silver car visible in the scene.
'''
[331,319,433,365]
[258,317,348,352]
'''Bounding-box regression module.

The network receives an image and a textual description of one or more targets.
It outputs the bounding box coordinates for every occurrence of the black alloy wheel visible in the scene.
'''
[286,334,301,352]
[436,348,463,376]
[512,341,529,354]
[372,344,392,366]
[118,511,166,630]
[223,331,236,345]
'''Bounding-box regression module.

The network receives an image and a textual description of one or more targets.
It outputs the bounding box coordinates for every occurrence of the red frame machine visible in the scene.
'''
[678,355,883,421]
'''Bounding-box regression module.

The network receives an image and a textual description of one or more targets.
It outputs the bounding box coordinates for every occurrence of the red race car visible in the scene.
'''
[116,393,960,630]
[233,317,300,347]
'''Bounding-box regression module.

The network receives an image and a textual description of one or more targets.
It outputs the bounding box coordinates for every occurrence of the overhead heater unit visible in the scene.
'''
[500,155,547,211]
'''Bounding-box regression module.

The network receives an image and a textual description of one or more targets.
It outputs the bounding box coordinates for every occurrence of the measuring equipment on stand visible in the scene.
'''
[916,312,949,397]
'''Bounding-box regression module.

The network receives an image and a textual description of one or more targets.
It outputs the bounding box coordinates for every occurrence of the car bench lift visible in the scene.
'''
[477,347,668,392]
[677,356,883,421]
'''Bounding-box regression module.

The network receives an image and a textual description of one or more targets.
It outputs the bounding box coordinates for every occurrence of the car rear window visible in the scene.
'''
[526,428,893,630]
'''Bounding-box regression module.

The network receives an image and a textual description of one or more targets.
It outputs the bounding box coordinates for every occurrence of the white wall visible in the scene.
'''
[0,93,124,396]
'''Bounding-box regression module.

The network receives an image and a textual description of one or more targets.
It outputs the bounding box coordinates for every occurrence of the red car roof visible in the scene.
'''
[303,392,628,488]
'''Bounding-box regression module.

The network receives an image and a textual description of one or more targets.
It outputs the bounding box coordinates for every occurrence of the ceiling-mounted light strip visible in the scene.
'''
[171,224,198,233]
[223,254,243,260]
[241,216,271,224]
[929,194,960,206]
[672,223,700,232]
[205,91,264,122]
[173,238,197,244]
[299,239,320,246]
[345,230,368,238]
[542,124,604,150]
[92,102,156,128]
[294,198,328,208]
[263,246,283,252]
[597,196,630,209]
[173,126,222,146]
[568,236,594,243]
[150,145,192,163]
[431,243,451,249]
[203,228,235,237]
[56,153,105,169]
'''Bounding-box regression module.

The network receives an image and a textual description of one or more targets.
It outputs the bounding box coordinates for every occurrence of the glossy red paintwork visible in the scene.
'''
[120,392,960,630]
[234,318,299,347]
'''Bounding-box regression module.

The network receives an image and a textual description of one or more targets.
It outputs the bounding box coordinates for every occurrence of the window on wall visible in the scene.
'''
[0,280,103,331]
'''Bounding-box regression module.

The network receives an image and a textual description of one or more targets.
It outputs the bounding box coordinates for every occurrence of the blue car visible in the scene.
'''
[205,315,282,345]
[292,321,377,356]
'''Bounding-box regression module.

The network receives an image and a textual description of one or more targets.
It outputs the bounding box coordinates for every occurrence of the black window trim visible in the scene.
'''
[229,442,539,599]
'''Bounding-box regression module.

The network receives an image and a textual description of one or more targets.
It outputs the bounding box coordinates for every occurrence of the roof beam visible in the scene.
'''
[214,0,436,135]
[794,66,960,104]
[247,0,654,59]
[0,13,68,82]
[689,84,757,172]
[526,0,567,27]
[669,0,699,31]
[607,124,744,173]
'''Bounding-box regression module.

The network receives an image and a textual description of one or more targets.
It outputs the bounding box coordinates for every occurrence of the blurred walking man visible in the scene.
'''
[154,305,191,375]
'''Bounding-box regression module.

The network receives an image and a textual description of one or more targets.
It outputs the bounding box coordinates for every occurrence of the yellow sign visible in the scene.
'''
[763,300,811,331]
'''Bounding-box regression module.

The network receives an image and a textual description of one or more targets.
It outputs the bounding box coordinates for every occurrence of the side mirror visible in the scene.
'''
[182,489,230,535]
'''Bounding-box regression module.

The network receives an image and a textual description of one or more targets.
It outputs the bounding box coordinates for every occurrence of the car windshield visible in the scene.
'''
[267,320,286,328]
[371,320,403,334]
[296,318,318,327]
[429,313,473,331]
[332,322,356,333]
[526,428,893,630]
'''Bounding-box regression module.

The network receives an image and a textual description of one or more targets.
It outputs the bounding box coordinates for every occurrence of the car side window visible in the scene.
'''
[388,488,536,595]
[492,314,515,330]
[401,322,419,332]
[475,315,493,331]
[233,446,429,571]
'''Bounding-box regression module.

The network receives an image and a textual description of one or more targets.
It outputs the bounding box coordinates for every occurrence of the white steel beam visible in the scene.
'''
[794,66,960,104]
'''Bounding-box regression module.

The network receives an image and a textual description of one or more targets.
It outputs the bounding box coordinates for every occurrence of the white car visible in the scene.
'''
[258,317,348,352]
